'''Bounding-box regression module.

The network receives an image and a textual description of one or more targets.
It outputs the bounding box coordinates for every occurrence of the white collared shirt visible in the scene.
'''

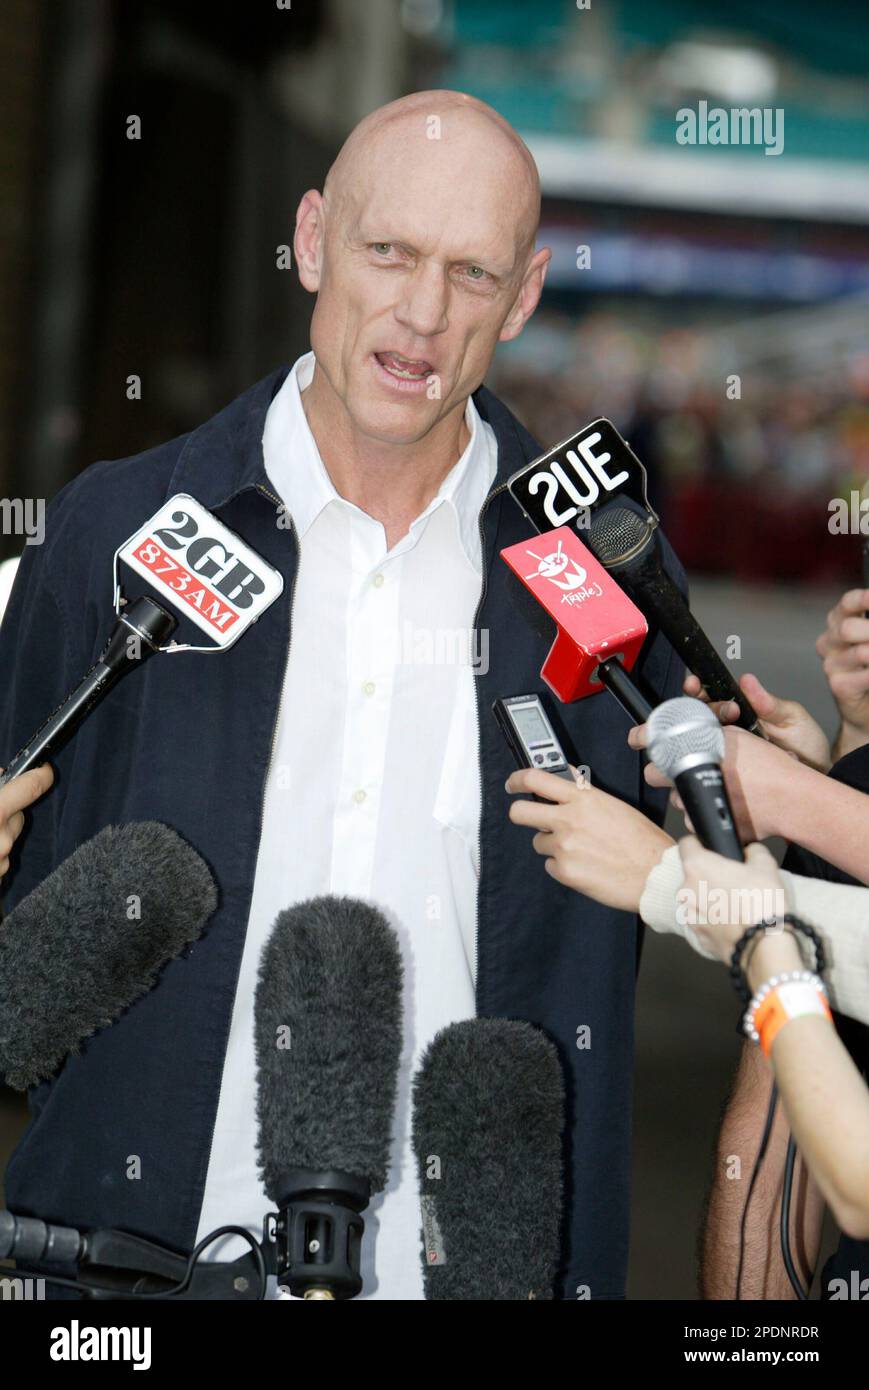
[195,351,498,1298]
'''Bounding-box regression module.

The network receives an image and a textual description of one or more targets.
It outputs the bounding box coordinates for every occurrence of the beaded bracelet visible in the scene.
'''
[743,971,832,1056]
[729,914,827,1014]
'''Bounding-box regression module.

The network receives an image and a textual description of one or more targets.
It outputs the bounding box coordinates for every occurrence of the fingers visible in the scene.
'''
[744,841,777,870]
[505,767,578,803]
[818,590,869,654]
[508,797,563,831]
[0,808,27,875]
[642,762,671,789]
[0,763,54,817]
[628,722,648,751]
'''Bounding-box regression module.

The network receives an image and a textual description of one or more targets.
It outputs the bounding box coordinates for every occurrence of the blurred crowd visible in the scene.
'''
[492,311,869,585]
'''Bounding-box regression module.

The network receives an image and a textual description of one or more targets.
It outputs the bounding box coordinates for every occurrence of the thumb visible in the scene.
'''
[739,672,788,724]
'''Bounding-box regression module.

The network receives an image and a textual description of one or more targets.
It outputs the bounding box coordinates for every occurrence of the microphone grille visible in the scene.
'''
[588,505,654,567]
[646,697,724,779]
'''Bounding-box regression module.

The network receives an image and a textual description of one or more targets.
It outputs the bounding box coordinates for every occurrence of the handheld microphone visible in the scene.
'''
[500,525,653,722]
[0,597,176,788]
[0,821,218,1090]
[253,895,403,1301]
[587,506,760,733]
[0,494,286,788]
[646,697,744,861]
[412,1018,564,1300]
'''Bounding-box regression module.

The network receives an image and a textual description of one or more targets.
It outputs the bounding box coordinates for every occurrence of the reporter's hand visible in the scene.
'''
[680,671,831,771]
[816,588,869,757]
[629,719,802,843]
[676,836,789,963]
[505,766,673,912]
[0,763,54,878]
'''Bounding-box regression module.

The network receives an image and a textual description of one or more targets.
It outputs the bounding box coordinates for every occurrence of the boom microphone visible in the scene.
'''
[253,895,403,1300]
[587,506,760,733]
[646,697,744,861]
[0,822,218,1090]
[412,1018,564,1300]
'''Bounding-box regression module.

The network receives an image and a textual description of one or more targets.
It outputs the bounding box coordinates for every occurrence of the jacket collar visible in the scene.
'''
[168,363,541,512]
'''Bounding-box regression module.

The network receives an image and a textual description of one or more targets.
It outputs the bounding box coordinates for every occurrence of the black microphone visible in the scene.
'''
[0,821,218,1090]
[646,697,744,861]
[0,597,176,788]
[587,507,761,734]
[411,1018,564,1300]
[253,895,403,1301]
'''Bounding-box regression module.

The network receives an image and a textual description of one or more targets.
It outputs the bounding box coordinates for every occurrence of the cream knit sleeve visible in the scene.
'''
[639,844,869,1026]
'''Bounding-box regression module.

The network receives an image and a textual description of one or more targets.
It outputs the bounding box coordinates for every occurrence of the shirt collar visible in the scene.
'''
[262,351,497,570]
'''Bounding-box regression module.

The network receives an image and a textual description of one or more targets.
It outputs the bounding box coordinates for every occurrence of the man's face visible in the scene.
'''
[307,141,535,446]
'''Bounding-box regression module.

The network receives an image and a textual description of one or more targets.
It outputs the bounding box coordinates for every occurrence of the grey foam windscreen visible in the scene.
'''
[0,822,218,1090]
[254,895,403,1201]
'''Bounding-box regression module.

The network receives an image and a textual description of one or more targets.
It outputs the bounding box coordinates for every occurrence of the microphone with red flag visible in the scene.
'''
[500,525,652,723]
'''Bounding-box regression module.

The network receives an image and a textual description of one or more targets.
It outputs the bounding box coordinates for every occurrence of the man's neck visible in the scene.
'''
[300,363,471,549]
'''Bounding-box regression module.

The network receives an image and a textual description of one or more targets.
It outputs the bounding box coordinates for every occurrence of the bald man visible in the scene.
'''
[0,90,683,1299]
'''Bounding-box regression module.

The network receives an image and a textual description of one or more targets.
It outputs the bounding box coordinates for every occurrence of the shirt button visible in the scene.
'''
[363,681,376,696]
[353,789,367,804]
[372,573,385,588]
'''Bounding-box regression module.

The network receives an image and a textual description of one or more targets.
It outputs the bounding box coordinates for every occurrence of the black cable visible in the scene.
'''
[780,1136,809,1301]
[7,1224,268,1301]
[735,1079,779,1300]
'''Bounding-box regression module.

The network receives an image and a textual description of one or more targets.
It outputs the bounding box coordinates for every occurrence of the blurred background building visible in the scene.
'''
[1,0,867,1297]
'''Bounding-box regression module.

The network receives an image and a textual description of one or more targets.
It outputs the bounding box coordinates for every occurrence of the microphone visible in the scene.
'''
[500,525,653,723]
[412,1018,564,1300]
[587,506,760,733]
[0,822,218,1090]
[253,895,403,1300]
[0,494,286,789]
[0,597,176,788]
[646,697,744,861]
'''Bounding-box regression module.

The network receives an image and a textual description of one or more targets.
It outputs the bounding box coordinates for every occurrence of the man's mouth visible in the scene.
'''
[374,351,434,380]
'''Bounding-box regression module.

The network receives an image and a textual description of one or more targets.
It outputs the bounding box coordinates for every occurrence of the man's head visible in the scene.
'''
[294,90,549,448]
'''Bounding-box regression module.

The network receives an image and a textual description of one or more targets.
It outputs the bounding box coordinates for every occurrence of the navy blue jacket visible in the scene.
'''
[0,367,684,1298]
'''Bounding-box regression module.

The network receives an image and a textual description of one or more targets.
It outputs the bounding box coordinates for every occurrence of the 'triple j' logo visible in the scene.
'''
[524,541,587,592]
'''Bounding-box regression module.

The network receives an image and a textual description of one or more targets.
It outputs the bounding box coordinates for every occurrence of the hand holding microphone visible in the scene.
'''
[0,763,53,878]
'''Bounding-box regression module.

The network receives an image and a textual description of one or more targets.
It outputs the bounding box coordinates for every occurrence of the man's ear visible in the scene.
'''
[294,190,326,293]
[499,247,551,343]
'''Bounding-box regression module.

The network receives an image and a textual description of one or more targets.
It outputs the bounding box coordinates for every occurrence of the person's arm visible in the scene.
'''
[815,588,869,760]
[701,1040,825,1299]
[632,717,869,886]
[505,766,673,911]
[641,844,869,1027]
[748,932,869,1239]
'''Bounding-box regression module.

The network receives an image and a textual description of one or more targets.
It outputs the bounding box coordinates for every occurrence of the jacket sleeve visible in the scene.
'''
[0,537,75,916]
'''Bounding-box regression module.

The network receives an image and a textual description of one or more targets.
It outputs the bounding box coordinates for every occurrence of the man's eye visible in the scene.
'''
[372,242,393,255]
[465,265,487,281]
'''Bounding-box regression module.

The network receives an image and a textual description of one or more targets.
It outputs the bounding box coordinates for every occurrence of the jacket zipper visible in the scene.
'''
[471,480,508,1006]
[196,482,299,1246]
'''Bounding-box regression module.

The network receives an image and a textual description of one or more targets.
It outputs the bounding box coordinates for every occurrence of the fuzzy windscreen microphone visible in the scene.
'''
[412,1017,565,1300]
[0,822,217,1090]
[253,895,403,1299]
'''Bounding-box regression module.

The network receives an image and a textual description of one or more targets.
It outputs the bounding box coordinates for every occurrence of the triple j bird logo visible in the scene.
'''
[524,539,603,608]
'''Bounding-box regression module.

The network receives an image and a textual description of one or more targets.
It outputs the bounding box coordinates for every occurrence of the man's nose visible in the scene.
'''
[393,264,449,339]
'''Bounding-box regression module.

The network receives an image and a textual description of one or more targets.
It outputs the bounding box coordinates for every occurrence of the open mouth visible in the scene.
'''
[374,350,434,380]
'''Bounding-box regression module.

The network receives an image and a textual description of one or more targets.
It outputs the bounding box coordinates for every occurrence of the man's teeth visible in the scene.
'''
[378,352,431,378]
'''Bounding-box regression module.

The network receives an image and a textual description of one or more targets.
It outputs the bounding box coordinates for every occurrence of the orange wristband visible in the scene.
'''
[754,980,832,1058]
